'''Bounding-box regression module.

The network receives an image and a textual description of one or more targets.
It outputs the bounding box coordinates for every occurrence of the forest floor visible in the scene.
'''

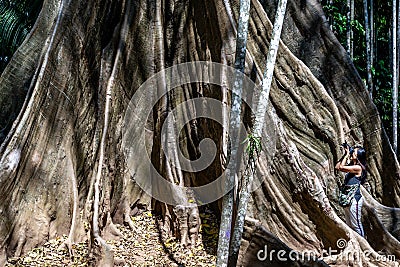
[5,207,218,266]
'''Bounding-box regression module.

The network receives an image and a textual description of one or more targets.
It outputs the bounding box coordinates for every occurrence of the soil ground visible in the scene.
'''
[5,207,218,267]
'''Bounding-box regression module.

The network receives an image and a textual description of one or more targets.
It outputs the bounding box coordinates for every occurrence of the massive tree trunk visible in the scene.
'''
[0,0,399,266]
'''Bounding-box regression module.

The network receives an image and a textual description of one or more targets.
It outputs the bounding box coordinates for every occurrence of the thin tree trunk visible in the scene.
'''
[364,0,373,97]
[370,0,374,67]
[216,0,251,266]
[350,0,354,58]
[397,0,400,140]
[228,0,288,266]
[329,0,333,30]
[396,0,400,97]
[393,0,398,153]
[346,0,351,57]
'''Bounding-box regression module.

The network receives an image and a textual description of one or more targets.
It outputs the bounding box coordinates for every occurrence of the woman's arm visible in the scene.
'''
[335,147,362,174]
[337,164,362,174]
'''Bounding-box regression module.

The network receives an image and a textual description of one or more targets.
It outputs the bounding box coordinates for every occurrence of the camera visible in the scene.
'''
[340,141,354,156]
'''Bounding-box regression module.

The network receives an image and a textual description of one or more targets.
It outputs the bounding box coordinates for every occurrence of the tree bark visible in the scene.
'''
[229,0,287,266]
[370,0,374,67]
[216,0,251,265]
[0,0,399,266]
[364,0,373,97]
[393,0,398,154]
[346,0,351,57]
[351,0,354,58]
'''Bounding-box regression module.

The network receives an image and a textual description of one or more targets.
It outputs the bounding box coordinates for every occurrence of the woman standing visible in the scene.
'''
[335,144,367,237]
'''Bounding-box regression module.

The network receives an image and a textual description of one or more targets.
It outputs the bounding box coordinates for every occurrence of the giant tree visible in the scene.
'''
[0,0,399,266]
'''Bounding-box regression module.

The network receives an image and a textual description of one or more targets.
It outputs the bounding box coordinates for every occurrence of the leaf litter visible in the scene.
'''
[6,206,218,266]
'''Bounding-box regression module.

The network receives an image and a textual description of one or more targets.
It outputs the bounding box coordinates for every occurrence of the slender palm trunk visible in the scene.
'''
[397,0,400,86]
[364,0,373,97]
[329,0,333,30]
[370,0,374,67]
[346,0,351,57]
[216,0,251,266]
[350,0,354,58]
[393,0,398,153]
[228,0,288,266]
[397,0,400,139]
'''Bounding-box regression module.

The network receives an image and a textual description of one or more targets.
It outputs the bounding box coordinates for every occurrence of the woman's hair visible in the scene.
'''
[354,145,367,182]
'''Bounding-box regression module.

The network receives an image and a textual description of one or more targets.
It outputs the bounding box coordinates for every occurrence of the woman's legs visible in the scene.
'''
[344,198,364,237]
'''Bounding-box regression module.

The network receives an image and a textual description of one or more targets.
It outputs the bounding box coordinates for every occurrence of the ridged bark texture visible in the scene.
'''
[0,0,399,266]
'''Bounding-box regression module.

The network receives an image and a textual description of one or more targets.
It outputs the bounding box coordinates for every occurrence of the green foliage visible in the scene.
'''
[0,0,43,73]
[322,0,395,137]
[242,134,262,173]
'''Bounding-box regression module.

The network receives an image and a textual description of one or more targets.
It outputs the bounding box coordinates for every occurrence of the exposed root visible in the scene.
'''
[0,247,6,266]
[58,238,75,259]
[95,237,114,267]
[92,0,131,264]
[173,205,189,246]
[158,211,173,240]
[124,205,136,230]
[61,155,80,258]
[361,187,400,259]
[14,227,26,257]
[107,213,123,237]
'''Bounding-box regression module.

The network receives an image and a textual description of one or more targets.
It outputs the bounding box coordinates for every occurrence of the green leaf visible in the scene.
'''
[242,134,263,172]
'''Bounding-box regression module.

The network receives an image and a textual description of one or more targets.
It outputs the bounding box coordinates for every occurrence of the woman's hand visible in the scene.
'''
[341,145,350,156]
[335,146,362,175]
[336,145,350,171]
